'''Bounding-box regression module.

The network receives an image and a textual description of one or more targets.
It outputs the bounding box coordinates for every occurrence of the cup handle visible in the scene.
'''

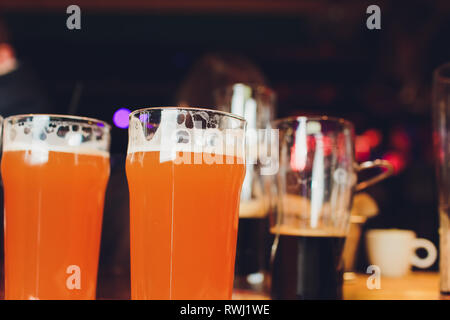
[411,238,437,269]
[355,159,394,192]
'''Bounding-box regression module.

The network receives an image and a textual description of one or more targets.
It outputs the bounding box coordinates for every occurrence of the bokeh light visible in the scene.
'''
[383,151,406,174]
[113,108,131,129]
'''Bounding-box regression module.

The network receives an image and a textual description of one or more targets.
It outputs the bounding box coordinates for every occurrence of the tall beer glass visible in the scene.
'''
[271,116,392,300]
[2,114,110,300]
[433,63,450,295]
[126,107,246,300]
[0,115,4,299]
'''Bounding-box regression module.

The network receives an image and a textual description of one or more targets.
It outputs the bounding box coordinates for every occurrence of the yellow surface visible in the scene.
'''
[233,272,448,300]
[344,272,442,300]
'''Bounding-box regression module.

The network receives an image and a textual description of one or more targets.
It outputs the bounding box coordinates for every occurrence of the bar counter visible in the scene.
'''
[233,272,446,300]
[0,272,444,300]
[342,272,442,300]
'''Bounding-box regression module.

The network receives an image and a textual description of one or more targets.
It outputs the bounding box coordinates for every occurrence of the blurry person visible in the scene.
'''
[176,52,267,106]
[0,18,51,116]
[0,43,16,76]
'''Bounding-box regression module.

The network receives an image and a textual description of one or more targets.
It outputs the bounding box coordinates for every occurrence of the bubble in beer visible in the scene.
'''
[176,130,190,144]
[185,113,194,129]
[93,126,104,140]
[82,127,92,134]
[193,112,208,129]
[45,126,55,134]
[81,127,93,142]
[57,126,70,138]
[177,113,185,124]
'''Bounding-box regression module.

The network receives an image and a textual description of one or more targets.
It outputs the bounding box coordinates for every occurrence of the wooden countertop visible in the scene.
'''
[343,271,443,300]
[0,271,445,299]
[233,272,448,300]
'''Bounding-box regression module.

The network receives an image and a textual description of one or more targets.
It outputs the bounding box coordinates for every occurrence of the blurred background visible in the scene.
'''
[0,0,449,298]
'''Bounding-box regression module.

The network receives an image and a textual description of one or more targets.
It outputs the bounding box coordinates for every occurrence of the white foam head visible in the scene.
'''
[3,115,110,158]
[127,108,246,163]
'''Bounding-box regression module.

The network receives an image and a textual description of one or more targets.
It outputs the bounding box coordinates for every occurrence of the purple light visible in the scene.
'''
[113,108,131,129]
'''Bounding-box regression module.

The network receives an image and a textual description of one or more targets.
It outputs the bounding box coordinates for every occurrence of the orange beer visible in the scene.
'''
[126,108,246,299]
[2,115,110,300]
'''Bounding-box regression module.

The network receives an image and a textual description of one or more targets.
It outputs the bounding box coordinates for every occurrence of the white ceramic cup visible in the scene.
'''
[366,229,437,277]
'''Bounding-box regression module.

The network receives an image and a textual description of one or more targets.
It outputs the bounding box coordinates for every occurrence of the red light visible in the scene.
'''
[391,128,411,152]
[289,135,334,171]
[383,151,406,174]
[363,129,382,148]
[356,135,371,161]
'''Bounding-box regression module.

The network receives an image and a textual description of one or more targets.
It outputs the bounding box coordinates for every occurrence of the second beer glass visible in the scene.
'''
[126,107,246,299]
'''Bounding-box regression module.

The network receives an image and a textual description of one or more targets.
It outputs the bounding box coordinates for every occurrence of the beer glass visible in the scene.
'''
[433,63,450,295]
[126,107,246,299]
[271,116,392,300]
[215,83,276,295]
[2,114,111,300]
[0,115,4,299]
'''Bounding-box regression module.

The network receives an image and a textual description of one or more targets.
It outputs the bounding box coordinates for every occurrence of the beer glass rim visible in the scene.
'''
[434,62,450,83]
[129,106,246,123]
[271,115,354,129]
[3,114,111,129]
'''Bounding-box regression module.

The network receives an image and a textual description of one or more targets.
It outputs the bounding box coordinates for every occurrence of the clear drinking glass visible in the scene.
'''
[0,115,4,299]
[271,116,392,300]
[2,114,110,299]
[432,63,450,295]
[215,83,276,296]
[126,107,246,299]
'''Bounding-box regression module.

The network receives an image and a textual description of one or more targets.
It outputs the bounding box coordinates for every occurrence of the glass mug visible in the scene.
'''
[2,114,111,299]
[433,63,450,295]
[215,83,277,295]
[126,107,246,299]
[271,116,392,300]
